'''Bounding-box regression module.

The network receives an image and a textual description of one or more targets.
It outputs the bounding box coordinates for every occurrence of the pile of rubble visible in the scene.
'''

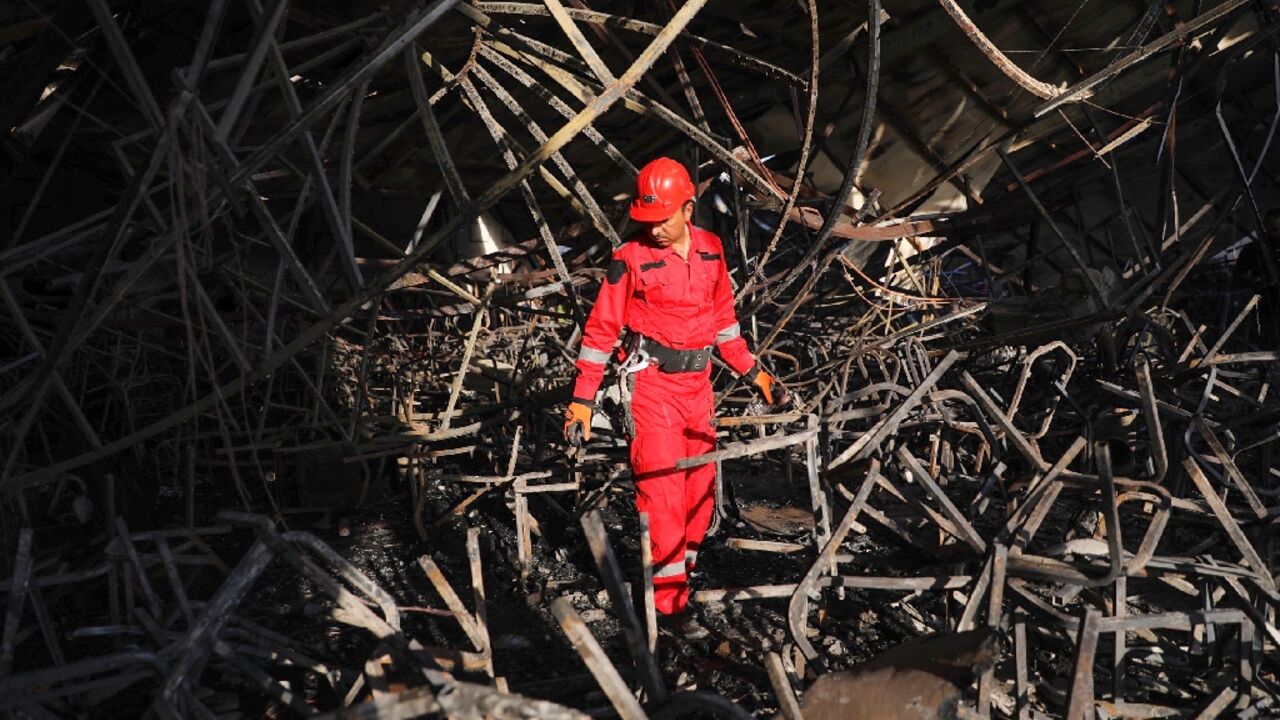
[4,311,1277,717]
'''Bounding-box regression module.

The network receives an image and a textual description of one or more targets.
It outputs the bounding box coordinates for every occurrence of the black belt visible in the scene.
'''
[637,335,712,373]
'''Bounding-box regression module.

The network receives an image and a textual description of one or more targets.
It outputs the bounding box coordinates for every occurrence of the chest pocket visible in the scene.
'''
[638,253,718,308]
[638,259,676,306]
[691,250,721,303]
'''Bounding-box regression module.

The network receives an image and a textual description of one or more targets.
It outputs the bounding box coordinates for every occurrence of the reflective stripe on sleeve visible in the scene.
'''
[577,345,611,364]
[685,549,698,567]
[714,322,741,343]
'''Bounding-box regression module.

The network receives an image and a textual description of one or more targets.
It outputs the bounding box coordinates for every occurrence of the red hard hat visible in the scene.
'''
[630,157,696,222]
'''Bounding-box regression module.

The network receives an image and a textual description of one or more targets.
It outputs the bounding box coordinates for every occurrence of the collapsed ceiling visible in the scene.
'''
[2,0,1279,717]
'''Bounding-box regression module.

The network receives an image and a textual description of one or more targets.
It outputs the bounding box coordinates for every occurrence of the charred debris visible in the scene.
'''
[2,0,1280,717]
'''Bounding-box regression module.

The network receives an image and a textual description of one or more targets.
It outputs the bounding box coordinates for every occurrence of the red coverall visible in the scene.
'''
[572,224,758,614]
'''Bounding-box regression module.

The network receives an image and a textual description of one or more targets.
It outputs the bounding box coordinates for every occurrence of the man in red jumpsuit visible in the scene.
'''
[563,157,779,635]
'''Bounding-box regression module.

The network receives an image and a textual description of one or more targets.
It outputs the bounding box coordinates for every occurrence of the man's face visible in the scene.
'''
[646,202,693,247]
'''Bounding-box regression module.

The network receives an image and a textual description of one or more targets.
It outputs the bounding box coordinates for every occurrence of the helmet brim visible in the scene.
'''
[629,202,678,223]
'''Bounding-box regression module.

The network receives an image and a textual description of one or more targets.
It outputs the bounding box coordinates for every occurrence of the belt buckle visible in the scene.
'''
[619,343,651,375]
[632,346,652,373]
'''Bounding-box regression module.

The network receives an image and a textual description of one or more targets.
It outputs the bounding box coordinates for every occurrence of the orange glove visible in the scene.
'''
[747,365,786,405]
[564,401,593,444]
[753,369,777,405]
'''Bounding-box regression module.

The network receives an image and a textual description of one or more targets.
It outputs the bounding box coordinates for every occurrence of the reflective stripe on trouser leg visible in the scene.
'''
[652,560,689,617]
[631,372,716,615]
[682,393,716,578]
[653,560,686,579]
[632,416,691,615]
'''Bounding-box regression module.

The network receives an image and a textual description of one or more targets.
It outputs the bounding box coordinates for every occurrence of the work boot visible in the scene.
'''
[658,610,709,641]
